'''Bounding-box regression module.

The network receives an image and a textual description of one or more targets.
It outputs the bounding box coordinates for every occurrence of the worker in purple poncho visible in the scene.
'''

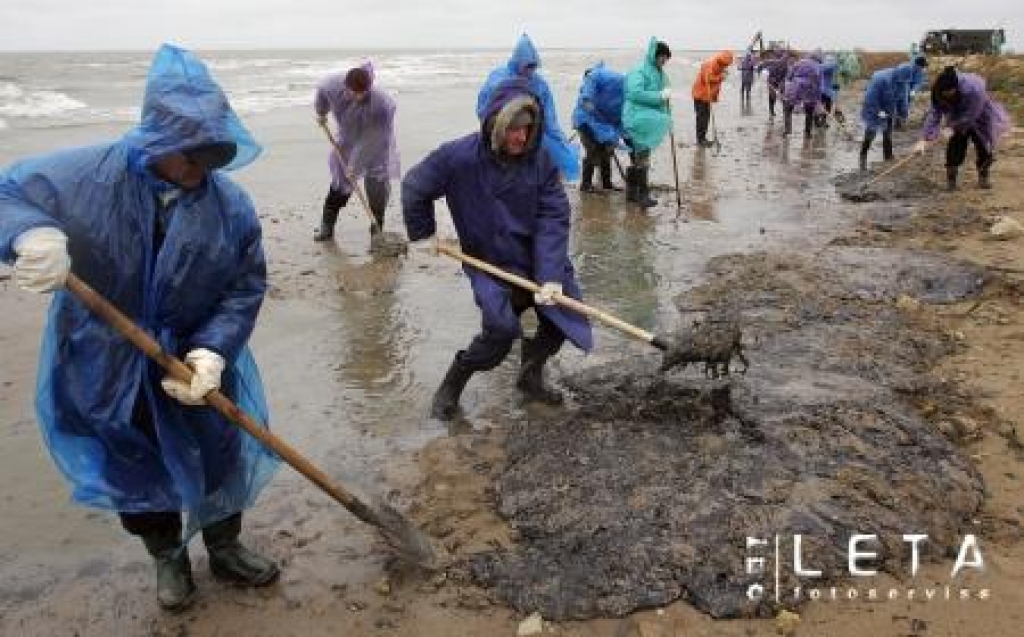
[313,62,400,242]
[402,78,593,421]
[912,66,1012,190]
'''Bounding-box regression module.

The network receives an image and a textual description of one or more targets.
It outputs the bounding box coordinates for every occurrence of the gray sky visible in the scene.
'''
[2,0,1021,51]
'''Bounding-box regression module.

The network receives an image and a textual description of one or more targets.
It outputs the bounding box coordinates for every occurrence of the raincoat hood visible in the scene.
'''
[508,34,541,76]
[481,78,543,156]
[123,44,261,173]
[713,50,735,70]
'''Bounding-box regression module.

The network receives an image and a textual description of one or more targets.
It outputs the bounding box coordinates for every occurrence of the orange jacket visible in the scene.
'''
[692,50,735,103]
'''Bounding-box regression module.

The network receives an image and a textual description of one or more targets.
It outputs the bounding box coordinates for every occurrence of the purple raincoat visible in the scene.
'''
[314,61,400,193]
[757,54,789,95]
[740,51,757,88]
[401,79,593,352]
[923,72,1012,153]
[783,57,823,109]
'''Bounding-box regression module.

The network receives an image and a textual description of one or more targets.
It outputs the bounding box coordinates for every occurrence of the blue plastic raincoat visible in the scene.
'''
[860,65,918,133]
[477,34,580,181]
[0,44,279,528]
[893,60,928,119]
[571,62,626,146]
[622,38,673,152]
[403,78,593,352]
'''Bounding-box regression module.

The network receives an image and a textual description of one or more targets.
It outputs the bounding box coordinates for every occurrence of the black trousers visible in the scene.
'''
[579,126,614,186]
[947,129,993,169]
[694,99,712,143]
[768,82,782,115]
[458,287,565,372]
[324,177,390,228]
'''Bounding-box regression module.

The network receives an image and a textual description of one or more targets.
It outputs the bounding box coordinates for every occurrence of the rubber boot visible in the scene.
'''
[516,338,564,405]
[141,532,197,612]
[804,112,813,136]
[783,107,793,136]
[203,514,279,587]
[430,354,474,420]
[946,165,958,191]
[637,167,658,209]
[882,134,894,162]
[625,166,640,203]
[978,162,992,189]
[313,206,340,242]
[580,160,596,192]
[859,132,875,171]
[600,161,622,191]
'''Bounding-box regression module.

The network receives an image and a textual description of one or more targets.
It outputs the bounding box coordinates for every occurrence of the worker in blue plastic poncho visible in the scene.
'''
[0,44,280,612]
[477,33,581,181]
[571,61,626,193]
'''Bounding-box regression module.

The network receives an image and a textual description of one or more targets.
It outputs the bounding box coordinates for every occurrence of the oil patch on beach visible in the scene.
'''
[468,249,987,620]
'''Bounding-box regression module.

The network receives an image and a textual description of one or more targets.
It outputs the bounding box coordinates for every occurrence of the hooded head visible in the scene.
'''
[931,65,960,108]
[345,66,372,93]
[480,77,542,159]
[713,50,735,70]
[509,33,541,78]
[124,44,260,177]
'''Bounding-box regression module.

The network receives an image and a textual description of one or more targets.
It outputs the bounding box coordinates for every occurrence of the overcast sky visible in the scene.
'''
[2,0,1021,52]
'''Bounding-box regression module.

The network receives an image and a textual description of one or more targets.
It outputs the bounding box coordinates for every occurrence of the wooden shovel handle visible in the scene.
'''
[435,243,669,351]
[64,273,379,522]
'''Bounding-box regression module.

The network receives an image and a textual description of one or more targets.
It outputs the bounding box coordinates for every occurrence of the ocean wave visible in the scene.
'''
[0,82,87,117]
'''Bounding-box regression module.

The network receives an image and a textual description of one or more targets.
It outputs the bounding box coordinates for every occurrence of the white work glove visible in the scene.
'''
[161,348,226,406]
[534,282,563,306]
[912,140,929,155]
[660,88,673,101]
[12,227,70,293]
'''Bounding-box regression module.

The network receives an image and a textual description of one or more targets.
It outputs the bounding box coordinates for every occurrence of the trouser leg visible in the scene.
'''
[694,100,711,144]
[315,186,350,241]
[363,177,389,233]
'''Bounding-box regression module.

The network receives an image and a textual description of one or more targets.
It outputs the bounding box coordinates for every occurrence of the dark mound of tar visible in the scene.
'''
[471,250,986,620]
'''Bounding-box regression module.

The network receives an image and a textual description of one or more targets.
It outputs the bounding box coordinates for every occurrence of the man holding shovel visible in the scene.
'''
[313,62,400,242]
[0,44,280,611]
[402,78,594,421]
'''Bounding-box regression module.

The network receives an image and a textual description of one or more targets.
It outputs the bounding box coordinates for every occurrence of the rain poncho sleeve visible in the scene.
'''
[820,57,839,100]
[571,63,625,146]
[476,34,580,181]
[0,44,279,530]
[922,73,1012,152]
[314,62,400,193]
[622,38,672,152]
[892,62,926,119]
[404,79,592,352]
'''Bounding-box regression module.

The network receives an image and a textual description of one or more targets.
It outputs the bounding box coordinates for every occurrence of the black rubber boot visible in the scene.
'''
[430,354,474,420]
[946,165,958,191]
[203,514,279,587]
[141,533,197,612]
[859,132,875,171]
[882,134,894,161]
[599,161,621,191]
[978,161,992,189]
[516,338,564,405]
[783,107,793,136]
[625,166,640,203]
[637,167,658,209]
[580,160,596,192]
[313,206,340,242]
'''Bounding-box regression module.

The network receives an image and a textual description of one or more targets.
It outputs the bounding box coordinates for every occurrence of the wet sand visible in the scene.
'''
[2,66,1024,636]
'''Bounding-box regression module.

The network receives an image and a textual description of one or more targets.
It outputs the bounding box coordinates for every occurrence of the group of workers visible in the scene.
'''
[0,32,1013,614]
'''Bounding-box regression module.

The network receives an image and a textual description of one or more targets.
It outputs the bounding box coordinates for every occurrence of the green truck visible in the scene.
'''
[920,29,1006,55]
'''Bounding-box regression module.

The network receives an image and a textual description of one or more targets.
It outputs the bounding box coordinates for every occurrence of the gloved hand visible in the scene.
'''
[534,282,563,306]
[912,140,929,155]
[660,88,672,101]
[161,348,226,406]
[12,226,70,293]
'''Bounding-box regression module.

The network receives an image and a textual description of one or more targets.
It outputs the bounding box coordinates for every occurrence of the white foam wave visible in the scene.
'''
[0,82,87,117]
